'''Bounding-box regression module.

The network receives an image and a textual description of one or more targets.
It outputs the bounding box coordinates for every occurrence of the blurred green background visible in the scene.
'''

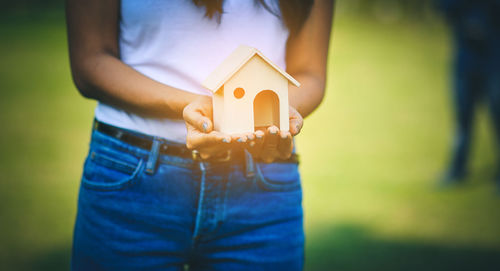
[0,0,499,270]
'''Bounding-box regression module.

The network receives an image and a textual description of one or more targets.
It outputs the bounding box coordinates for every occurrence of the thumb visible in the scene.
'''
[289,107,303,136]
[183,104,213,133]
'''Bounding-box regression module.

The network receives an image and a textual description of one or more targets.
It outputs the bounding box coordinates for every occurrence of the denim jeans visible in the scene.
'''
[445,7,500,178]
[71,130,304,270]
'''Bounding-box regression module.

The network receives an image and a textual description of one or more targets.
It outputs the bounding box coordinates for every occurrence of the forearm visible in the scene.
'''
[71,53,200,119]
[288,72,326,118]
[284,0,333,118]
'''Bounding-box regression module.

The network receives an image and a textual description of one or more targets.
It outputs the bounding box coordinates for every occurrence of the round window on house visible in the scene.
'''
[234,87,245,99]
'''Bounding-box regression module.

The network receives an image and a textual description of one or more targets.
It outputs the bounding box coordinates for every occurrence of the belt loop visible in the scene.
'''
[244,149,255,178]
[145,137,162,175]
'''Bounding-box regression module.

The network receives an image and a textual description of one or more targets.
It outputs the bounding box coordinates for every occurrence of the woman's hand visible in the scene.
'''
[249,106,303,163]
[183,96,254,160]
[183,96,234,160]
[184,98,303,163]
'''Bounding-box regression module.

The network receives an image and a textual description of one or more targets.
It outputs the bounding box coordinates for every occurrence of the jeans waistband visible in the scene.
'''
[91,119,298,176]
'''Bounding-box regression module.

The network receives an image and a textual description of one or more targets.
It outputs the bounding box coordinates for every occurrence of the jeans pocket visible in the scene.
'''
[81,148,144,191]
[255,162,301,192]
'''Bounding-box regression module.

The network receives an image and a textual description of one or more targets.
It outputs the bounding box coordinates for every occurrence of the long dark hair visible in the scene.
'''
[192,0,314,37]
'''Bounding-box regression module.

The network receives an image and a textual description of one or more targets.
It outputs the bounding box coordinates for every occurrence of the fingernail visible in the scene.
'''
[202,122,208,132]
[248,134,255,140]
[270,128,277,135]
[281,133,287,139]
[256,133,263,139]
[237,137,245,143]
[222,138,230,143]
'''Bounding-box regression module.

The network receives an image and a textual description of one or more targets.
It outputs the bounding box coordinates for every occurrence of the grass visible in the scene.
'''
[0,7,499,271]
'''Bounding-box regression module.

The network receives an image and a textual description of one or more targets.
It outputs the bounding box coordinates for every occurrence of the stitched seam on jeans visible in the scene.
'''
[91,151,137,174]
[82,160,144,191]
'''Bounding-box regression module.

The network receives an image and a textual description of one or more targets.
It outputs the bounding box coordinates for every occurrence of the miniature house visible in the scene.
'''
[203,45,301,135]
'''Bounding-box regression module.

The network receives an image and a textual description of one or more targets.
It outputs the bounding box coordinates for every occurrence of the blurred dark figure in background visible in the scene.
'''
[438,0,500,188]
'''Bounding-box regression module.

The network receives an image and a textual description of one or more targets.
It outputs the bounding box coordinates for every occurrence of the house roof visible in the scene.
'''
[202,45,301,93]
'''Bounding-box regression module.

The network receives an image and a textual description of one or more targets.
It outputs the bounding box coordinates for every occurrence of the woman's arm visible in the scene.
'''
[66,0,199,119]
[245,0,334,162]
[286,0,334,118]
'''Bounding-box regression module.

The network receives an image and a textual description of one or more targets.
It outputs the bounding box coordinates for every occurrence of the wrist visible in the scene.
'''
[162,90,200,119]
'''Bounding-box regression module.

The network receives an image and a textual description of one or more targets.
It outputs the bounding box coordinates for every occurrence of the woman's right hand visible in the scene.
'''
[183,96,235,160]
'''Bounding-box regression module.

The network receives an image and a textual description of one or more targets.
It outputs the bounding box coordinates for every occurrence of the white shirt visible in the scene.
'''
[95,0,289,143]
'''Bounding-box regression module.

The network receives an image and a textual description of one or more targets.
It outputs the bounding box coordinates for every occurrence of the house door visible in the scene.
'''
[253,90,279,129]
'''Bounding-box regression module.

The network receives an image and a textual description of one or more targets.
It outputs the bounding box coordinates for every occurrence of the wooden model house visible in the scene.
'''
[203,45,300,135]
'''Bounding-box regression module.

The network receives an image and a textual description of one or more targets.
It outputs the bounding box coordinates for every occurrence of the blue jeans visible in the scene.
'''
[445,9,500,178]
[71,130,304,270]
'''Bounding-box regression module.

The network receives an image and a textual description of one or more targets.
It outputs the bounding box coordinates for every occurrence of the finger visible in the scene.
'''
[248,130,265,155]
[260,126,280,163]
[230,133,251,146]
[277,131,293,159]
[183,100,213,133]
[243,132,256,147]
[184,107,213,133]
[289,107,304,136]
[264,126,279,149]
[254,129,265,141]
[289,119,302,136]
[186,127,231,150]
[246,132,255,141]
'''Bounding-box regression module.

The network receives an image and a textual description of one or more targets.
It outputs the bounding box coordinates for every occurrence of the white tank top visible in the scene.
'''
[94,0,289,143]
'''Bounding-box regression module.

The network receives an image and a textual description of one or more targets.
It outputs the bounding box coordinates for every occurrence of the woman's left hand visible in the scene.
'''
[248,106,303,163]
